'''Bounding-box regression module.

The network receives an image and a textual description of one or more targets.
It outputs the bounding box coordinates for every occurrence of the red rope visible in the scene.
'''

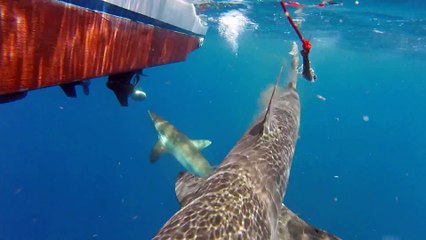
[280,1,312,53]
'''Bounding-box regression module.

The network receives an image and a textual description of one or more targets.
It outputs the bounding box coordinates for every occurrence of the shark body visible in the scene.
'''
[148,111,212,177]
[153,45,339,239]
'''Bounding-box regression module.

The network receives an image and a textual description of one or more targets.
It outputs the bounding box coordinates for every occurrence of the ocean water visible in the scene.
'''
[1,0,425,239]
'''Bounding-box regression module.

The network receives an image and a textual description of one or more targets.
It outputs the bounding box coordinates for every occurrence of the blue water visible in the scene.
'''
[1,0,425,239]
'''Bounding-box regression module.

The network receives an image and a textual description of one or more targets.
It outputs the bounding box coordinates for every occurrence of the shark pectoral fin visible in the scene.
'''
[278,204,341,240]
[191,140,212,150]
[150,140,167,163]
[175,171,206,206]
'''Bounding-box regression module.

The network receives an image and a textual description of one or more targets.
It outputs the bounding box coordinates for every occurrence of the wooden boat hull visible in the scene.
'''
[0,0,205,102]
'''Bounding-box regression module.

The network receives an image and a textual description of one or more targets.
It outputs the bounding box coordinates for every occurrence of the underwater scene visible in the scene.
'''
[1,0,425,239]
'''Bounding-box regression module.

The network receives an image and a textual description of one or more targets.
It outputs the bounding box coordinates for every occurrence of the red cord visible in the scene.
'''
[280,1,312,53]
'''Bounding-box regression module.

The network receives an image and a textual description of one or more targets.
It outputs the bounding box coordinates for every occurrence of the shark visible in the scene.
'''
[148,111,213,177]
[152,43,339,240]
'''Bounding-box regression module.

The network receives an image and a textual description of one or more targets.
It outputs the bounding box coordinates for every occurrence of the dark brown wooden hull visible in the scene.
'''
[0,0,202,95]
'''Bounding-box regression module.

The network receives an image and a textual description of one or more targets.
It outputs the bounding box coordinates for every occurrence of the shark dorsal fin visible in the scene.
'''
[175,171,206,206]
[191,139,212,150]
[266,65,284,120]
[249,66,284,136]
[278,204,341,240]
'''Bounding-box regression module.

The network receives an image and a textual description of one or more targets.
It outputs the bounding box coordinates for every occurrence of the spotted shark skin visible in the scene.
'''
[153,45,339,240]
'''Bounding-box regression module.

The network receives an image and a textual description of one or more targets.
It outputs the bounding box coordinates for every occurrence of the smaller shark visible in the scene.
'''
[148,111,213,177]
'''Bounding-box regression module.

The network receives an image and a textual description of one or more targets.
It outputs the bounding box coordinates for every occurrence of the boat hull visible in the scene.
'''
[0,0,203,96]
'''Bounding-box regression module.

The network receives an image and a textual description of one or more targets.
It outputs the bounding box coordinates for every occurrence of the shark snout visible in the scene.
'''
[148,110,160,123]
[148,111,168,133]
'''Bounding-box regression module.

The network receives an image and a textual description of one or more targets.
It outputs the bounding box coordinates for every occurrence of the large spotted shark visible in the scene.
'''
[153,43,339,240]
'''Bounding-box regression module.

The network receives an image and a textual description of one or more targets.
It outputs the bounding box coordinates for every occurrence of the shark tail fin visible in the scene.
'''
[175,171,206,207]
[278,204,341,240]
[288,41,299,90]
